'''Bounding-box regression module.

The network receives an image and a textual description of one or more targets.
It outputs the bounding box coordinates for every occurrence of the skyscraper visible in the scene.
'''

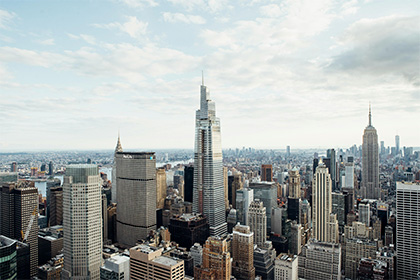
[192,77,227,236]
[184,165,194,203]
[232,224,256,280]
[395,135,400,155]
[116,152,156,246]
[156,168,166,209]
[62,165,102,280]
[261,164,273,182]
[312,160,338,243]
[248,199,266,248]
[361,105,379,199]
[327,149,337,191]
[112,134,123,203]
[0,181,38,277]
[396,182,420,280]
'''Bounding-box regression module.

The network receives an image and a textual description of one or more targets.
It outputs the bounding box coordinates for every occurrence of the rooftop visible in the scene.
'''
[152,255,182,267]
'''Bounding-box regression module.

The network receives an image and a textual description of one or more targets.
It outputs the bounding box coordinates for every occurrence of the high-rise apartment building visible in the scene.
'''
[116,152,156,246]
[261,164,273,182]
[194,236,231,280]
[312,160,338,243]
[62,165,102,280]
[396,182,420,280]
[156,168,166,209]
[232,224,255,280]
[112,134,123,203]
[361,106,380,199]
[0,181,38,277]
[248,199,267,248]
[192,78,227,236]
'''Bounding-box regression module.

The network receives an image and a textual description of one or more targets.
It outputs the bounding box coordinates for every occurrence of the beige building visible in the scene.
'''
[156,168,166,209]
[130,244,184,280]
[232,224,255,280]
[288,167,301,198]
[275,253,298,280]
[344,238,378,280]
[248,199,266,248]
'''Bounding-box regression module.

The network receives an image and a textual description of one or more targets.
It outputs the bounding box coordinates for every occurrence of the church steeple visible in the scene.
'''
[115,131,123,154]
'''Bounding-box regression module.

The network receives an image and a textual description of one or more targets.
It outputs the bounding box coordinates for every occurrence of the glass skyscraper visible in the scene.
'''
[193,77,227,236]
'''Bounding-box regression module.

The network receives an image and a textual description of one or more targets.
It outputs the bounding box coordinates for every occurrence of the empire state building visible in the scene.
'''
[362,105,380,199]
[193,75,227,236]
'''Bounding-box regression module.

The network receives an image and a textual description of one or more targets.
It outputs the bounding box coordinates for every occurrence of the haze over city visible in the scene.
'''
[0,0,419,151]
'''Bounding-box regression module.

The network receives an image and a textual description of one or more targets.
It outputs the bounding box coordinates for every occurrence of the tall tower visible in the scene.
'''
[261,164,273,182]
[116,152,156,246]
[232,224,256,280]
[395,135,400,155]
[0,181,38,277]
[312,160,338,243]
[288,167,301,199]
[62,165,102,280]
[362,105,380,199]
[248,199,266,248]
[112,133,123,203]
[192,76,227,236]
[396,182,420,280]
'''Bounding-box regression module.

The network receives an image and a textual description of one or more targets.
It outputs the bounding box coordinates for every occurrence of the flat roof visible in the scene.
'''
[152,255,182,267]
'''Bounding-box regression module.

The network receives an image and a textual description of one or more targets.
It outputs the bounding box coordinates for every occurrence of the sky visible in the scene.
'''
[0,0,419,151]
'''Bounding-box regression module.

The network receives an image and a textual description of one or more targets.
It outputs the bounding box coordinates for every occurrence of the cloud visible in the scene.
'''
[162,12,206,24]
[118,0,158,8]
[0,9,16,29]
[327,15,420,86]
[37,38,55,45]
[259,4,284,18]
[93,16,148,39]
[167,0,229,12]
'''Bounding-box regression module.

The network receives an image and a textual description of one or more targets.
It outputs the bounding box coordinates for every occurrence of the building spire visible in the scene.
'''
[115,131,123,153]
[202,70,204,86]
[369,103,372,126]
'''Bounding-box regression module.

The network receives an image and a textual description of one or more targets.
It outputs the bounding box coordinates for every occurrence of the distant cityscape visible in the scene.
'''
[0,82,419,280]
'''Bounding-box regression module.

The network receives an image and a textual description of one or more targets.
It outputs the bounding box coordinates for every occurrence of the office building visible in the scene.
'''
[0,181,38,277]
[249,181,277,232]
[298,241,341,280]
[344,238,378,279]
[344,161,354,189]
[169,213,209,249]
[38,226,63,266]
[396,182,420,280]
[288,167,301,198]
[194,236,231,280]
[130,245,184,280]
[228,173,243,208]
[254,244,275,280]
[190,243,203,267]
[327,149,337,191]
[49,186,63,226]
[232,224,255,280]
[62,165,102,280]
[357,258,388,280]
[192,78,227,236]
[11,162,17,172]
[170,249,194,277]
[116,152,156,246]
[173,174,184,198]
[227,209,237,233]
[48,161,54,175]
[261,164,273,182]
[275,253,298,280]
[112,134,123,203]
[0,235,17,280]
[100,255,130,280]
[312,160,338,243]
[361,105,380,199]
[236,187,254,226]
[248,199,267,248]
[290,221,303,255]
[183,166,193,203]
[38,254,64,279]
[331,192,346,229]
[359,203,370,226]
[395,135,400,155]
[156,168,166,209]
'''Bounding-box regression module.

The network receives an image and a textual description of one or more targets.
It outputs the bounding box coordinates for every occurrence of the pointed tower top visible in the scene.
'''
[115,132,123,154]
[369,103,372,126]
[202,70,204,86]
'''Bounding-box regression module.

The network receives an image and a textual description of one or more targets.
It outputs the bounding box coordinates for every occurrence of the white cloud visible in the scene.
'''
[167,0,229,12]
[163,12,206,24]
[0,9,16,29]
[341,0,359,15]
[119,0,158,8]
[37,38,55,45]
[259,4,284,17]
[93,16,148,39]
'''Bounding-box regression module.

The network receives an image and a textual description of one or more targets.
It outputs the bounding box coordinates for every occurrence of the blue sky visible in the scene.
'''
[0,0,419,151]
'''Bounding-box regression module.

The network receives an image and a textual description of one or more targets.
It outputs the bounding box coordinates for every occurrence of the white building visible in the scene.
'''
[62,165,103,280]
[100,255,130,280]
[192,77,227,236]
[275,253,298,280]
[344,162,354,189]
[236,187,254,226]
[359,203,370,226]
[248,199,267,247]
[396,182,420,280]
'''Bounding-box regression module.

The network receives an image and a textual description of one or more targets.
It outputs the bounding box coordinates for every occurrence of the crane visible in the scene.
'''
[21,206,37,242]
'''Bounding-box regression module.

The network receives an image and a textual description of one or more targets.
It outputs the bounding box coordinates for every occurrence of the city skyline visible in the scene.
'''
[0,0,419,151]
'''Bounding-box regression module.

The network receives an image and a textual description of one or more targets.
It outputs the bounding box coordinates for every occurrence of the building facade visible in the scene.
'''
[248,199,267,248]
[192,79,227,236]
[116,152,156,246]
[62,165,103,280]
[232,224,255,280]
[275,253,298,280]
